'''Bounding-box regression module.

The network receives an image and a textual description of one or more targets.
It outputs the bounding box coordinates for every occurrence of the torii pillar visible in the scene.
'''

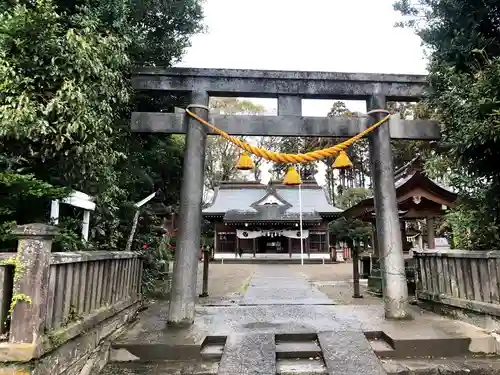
[167,91,208,325]
[130,68,437,324]
[368,92,410,319]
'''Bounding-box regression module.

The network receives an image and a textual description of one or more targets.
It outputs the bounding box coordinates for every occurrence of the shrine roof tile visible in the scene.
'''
[203,181,342,216]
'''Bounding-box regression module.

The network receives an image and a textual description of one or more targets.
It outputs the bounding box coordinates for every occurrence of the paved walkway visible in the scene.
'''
[240,267,332,305]
[107,264,500,375]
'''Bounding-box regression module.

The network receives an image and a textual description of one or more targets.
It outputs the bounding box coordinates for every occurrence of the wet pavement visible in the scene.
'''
[240,267,333,305]
[107,264,500,375]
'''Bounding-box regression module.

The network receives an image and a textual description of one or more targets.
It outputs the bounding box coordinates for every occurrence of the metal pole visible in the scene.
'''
[82,210,90,242]
[352,245,362,298]
[298,163,304,265]
[200,248,209,297]
[168,91,208,325]
[426,217,435,249]
[50,200,60,225]
[367,92,410,319]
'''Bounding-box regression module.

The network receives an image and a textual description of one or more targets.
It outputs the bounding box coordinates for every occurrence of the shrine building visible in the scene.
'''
[203,180,342,258]
[342,155,457,251]
[342,155,458,292]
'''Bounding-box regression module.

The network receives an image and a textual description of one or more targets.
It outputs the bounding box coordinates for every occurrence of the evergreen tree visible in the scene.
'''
[395,0,500,249]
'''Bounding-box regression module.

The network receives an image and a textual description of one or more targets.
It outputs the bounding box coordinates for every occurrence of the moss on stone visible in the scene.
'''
[1,254,32,315]
[2,253,26,283]
[9,294,32,314]
[45,329,66,348]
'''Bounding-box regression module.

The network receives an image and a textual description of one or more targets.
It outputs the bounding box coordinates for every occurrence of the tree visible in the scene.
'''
[0,0,204,252]
[270,137,318,181]
[253,136,281,182]
[336,188,372,210]
[394,0,500,249]
[329,187,373,244]
[388,101,433,171]
[324,101,366,203]
[0,0,132,248]
[129,0,204,67]
[268,103,357,184]
[204,98,266,198]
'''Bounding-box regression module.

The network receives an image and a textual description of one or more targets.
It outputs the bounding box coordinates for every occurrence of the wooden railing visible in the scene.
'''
[0,224,143,362]
[44,252,142,331]
[414,249,500,317]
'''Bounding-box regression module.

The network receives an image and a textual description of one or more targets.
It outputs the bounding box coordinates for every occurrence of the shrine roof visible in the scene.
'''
[342,156,457,220]
[203,179,342,221]
[224,208,323,223]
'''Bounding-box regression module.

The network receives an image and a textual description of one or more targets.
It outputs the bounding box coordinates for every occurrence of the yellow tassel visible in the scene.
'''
[283,167,302,185]
[236,152,255,170]
[332,151,353,169]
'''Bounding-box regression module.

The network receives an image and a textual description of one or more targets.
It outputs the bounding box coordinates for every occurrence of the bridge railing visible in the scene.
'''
[414,249,500,319]
[0,223,143,361]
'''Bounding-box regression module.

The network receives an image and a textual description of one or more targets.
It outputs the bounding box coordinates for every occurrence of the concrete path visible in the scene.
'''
[241,266,333,305]
[106,264,500,375]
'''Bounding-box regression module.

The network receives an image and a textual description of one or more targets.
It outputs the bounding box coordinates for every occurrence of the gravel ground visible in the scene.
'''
[196,263,257,302]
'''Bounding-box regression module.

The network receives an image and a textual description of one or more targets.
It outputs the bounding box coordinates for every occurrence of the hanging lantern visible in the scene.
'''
[236,152,255,170]
[283,167,302,185]
[332,151,353,169]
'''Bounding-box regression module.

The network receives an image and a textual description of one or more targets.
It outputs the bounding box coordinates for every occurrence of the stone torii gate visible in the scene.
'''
[131,68,440,324]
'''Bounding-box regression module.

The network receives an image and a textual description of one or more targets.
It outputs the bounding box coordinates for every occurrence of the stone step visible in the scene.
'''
[110,322,206,361]
[368,338,395,357]
[366,328,490,359]
[109,342,202,362]
[102,359,331,375]
[276,341,322,359]
[382,357,500,374]
[100,356,500,375]
[365,331,396,357]
[277,358,327,375]
[100,360,219,375]
[217,333,276,375]
[200,336,227,360]
[385,336,473,359]
[318,331,387,375]
[275,333,323,359]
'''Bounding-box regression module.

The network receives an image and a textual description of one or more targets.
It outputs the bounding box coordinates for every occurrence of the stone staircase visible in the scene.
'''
[101,331,387,375]
[100,327,500,374]
[100,267,500,375]
[101,322,500,375]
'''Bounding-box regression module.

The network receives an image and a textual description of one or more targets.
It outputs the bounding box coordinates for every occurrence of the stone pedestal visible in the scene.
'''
[368,259,417,297]
[10,224,58,349]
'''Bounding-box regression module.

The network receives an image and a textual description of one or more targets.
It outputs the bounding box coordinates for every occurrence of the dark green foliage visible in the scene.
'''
[129,0,204,66]
[329,187,373,243]
[0,0,204,252]
[271,138,318,180]
[395,0,500,249]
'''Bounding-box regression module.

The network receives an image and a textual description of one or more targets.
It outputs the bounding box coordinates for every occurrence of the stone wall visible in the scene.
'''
[0,224,143,375]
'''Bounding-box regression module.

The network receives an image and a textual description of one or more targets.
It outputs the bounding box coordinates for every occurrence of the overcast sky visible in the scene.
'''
[176,0,428,185]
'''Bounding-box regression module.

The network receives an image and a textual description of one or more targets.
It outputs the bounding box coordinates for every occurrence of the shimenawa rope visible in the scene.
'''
[185,105,390,164]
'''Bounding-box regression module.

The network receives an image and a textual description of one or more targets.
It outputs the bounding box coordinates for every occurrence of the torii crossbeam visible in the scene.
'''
[131,67,440,324]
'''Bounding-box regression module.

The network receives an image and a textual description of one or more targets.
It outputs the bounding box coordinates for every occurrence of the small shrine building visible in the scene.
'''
[203,180,342,258]
[342,155,458,284]
[343,155,457,251]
